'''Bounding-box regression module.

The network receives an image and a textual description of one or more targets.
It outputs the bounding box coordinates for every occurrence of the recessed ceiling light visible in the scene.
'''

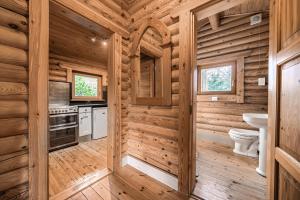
[90,37,97,43]
[102,40,107,46]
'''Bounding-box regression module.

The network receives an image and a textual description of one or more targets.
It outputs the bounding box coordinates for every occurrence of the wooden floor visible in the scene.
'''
[68,165,187,200]
[49,138,107,197]
[193,140,267,200]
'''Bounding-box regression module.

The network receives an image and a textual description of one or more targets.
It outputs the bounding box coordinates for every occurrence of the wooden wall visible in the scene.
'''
[196,14,269,146]
[48,55,108,86]
[0,0,271,197]
[121,0,184,176]
[0,1,29,199]
[0,0,127,199]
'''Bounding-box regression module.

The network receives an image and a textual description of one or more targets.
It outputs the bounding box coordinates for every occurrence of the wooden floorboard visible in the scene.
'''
[193,140,267,200]
[49,138,108,197]
[50,137,266,200]
[68,165,188,200]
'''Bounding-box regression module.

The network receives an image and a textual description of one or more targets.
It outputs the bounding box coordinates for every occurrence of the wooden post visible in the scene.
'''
[28,0,49,199]
[190,12,197,194]
[107,33,122,171]
[178,11,192,195]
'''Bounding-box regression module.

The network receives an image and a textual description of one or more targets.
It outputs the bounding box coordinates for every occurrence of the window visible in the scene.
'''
[72,73,102,101]
[199,62,236,94]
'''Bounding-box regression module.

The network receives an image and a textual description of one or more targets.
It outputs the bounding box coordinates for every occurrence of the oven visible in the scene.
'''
[49,110,79,152]
[49,113,78,128]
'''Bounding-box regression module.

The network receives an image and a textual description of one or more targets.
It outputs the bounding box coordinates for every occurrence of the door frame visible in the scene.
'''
[173,0,265,196]
[29,0,126,199]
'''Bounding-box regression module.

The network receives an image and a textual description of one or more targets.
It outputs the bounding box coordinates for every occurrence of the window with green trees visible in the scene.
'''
[199,61,236,94]
[72,73,102,100]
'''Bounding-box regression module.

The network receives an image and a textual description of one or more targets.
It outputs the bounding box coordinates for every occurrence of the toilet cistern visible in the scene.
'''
[243,113,268,177]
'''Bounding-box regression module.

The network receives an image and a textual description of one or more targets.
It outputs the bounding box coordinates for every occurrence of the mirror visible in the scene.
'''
[138,27,163,98]
[131,18,171,106]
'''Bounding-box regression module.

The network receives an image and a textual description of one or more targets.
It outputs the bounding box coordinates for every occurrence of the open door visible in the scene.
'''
[268,0,300,199]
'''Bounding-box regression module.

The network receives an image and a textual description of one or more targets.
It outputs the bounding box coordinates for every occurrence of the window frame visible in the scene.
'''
[71,72,103,101]
[198,61,237,95]
[130,18,172,106]
[197,57,244,103]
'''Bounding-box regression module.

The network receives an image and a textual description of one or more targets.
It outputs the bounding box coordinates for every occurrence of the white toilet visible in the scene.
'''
[229,128,259,158]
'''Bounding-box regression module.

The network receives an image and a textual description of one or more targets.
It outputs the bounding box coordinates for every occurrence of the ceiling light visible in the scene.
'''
[102,40,107,46]
[90,37,97,43]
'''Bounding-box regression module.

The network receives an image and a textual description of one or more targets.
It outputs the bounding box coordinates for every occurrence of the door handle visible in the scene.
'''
[49,124,78,131]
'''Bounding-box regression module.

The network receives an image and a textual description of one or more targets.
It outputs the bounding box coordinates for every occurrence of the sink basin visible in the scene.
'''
[243,113,268,129]
[243,113,268,177]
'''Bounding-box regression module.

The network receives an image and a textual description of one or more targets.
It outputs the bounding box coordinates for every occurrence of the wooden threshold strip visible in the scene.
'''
[50,168,111,200]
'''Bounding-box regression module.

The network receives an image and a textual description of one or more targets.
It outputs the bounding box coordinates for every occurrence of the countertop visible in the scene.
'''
[71,103,108,108]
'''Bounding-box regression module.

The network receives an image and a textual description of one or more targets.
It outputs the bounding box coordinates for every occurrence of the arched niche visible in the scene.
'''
[130,18,172,106]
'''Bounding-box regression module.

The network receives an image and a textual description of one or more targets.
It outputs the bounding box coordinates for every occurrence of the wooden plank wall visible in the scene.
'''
[0,0,29,199]
[196,14,269,146]
[122,0,186,176]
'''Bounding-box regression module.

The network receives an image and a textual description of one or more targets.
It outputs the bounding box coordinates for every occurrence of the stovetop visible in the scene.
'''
[49,104,78,115]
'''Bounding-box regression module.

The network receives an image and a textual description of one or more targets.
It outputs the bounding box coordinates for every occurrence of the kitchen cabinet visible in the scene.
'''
[79,107,92,136]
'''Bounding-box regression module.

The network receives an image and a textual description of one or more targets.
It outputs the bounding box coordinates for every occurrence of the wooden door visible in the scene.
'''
[268,0,300,199]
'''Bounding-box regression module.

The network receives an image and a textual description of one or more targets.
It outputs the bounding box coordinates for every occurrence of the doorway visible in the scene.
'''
[28,0,123,198]
[48,1,113,198]
[191,0,269,199]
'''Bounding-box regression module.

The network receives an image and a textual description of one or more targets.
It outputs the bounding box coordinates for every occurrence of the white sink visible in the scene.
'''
[243,113,268,177]
[243,113,268,129]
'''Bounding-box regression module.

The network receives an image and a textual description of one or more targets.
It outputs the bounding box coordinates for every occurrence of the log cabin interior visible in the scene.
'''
[0,0,299,200]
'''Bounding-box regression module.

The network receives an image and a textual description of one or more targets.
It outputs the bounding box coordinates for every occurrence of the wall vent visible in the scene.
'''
[250,13,262,25]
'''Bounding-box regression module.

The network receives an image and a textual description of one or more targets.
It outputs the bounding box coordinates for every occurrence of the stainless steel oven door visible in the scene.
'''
[49,113,78,128]
[49,124,78,151]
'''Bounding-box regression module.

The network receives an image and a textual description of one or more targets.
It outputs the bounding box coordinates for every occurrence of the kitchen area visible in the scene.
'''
[48,1,111,197]
[48,81,108,152]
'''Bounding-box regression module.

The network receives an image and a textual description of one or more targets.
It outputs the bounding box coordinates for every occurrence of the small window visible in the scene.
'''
[199,62,236,94]
[72,73,102,101]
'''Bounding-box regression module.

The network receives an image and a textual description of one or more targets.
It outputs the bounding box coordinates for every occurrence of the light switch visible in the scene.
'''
[258,77,266,86]
[211,96,218,101]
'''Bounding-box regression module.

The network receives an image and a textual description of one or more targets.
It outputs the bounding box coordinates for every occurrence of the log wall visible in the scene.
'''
[196,14,269,146]
[122,0,185,176]
[48,55,108,85]
[0,0,29,199]
[0,0,127,198]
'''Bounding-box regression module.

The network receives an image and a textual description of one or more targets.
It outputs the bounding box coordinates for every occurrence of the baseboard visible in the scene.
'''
[197,129,234,147]
[121,155,178,191]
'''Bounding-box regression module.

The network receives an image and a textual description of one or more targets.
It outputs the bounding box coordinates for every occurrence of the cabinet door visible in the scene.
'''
[93,108,108,139]
[79,112,92,136]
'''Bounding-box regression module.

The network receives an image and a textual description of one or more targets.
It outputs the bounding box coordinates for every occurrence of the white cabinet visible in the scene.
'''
[92,107,107,139]
[79,107,92,137]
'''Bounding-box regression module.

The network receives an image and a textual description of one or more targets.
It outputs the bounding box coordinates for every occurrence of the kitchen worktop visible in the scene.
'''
[76,104,107,108]
[70,102,107,108]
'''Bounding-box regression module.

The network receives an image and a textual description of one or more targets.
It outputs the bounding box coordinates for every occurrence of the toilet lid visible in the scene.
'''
[229,128,259,137]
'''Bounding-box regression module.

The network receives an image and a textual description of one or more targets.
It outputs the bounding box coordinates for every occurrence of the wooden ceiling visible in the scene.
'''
[222,0,269,16]
[49,1,111,67]
[196,0,269,29]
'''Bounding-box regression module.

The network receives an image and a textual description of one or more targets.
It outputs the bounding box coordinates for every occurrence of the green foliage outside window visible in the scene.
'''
[201,65,232,92]
[75,75,98,97]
